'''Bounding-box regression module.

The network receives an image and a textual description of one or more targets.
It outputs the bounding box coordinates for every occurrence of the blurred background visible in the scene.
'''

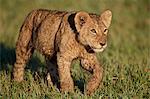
[0,0,150,98]
[0,0,149,46]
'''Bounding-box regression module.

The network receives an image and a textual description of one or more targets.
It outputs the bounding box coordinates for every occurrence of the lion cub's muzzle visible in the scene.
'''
[92,42,107,53]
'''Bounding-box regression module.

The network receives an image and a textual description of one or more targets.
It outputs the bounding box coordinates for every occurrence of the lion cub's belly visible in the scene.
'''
[34,30,56,56]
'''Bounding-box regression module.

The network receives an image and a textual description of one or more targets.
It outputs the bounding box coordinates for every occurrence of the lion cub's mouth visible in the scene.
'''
[85,45,105,53]
[93,48,104,52]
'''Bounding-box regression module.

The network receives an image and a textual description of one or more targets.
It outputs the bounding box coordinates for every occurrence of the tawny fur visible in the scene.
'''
[13,9,112,95]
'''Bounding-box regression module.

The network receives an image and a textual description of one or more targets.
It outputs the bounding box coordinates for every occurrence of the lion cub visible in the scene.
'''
[13,9,112,95]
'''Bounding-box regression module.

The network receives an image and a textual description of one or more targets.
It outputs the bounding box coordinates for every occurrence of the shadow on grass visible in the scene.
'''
[73,78,85,93]
[0,43,44,73]
[0,43,16,71]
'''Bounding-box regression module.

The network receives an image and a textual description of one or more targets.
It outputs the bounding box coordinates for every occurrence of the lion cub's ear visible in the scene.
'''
[75,11,91,32]
[100,10,112,28]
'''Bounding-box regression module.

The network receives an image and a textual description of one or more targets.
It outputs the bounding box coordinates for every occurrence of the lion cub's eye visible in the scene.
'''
[90,29,97,34]
[104,29,108,35]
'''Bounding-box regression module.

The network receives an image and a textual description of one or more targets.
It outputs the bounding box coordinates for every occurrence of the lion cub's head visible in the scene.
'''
[74,10,112,53]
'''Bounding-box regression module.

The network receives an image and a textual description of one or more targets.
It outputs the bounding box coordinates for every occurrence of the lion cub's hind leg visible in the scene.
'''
[13,11,36,82]
[13,41,34,82]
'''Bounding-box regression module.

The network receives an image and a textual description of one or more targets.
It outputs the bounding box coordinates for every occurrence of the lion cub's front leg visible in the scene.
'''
[81,54,103,95]
[57,53,74,93]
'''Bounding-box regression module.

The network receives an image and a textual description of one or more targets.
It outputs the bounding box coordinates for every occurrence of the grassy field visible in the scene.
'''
[0,0,150,98]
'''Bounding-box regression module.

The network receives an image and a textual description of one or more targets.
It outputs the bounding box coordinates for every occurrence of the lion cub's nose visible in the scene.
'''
[100,42,105,46]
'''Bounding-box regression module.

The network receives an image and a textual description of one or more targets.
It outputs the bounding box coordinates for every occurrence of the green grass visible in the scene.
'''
[0,0,150,98]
